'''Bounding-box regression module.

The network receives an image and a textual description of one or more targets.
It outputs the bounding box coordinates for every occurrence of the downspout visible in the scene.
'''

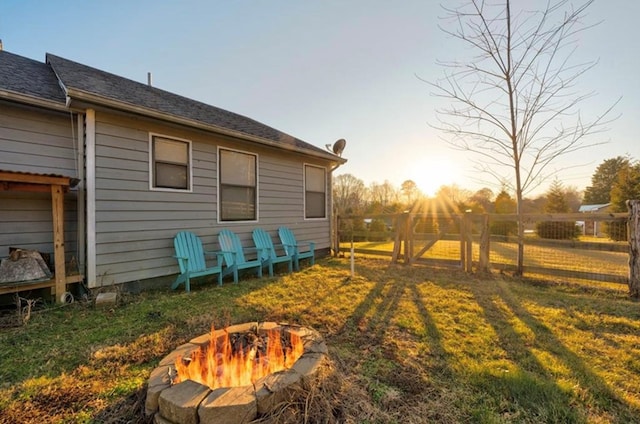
[85,109,97,287]
[76,114,86,279]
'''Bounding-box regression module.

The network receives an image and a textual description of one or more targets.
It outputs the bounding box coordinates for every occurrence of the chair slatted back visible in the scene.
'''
[277,226,297,256]
[218,229,246,266]
[252,228,275,261]
[174,231,207,273]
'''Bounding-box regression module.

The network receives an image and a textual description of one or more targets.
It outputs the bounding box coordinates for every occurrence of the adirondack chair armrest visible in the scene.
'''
[203,250,224,265]
[243,245,272,257]
[215,251,225,264]
[257,246,273,256]
[173,255,190,270]
[245,245,272,261]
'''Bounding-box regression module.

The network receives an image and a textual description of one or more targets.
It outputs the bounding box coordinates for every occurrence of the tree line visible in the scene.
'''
[334,155,640,241]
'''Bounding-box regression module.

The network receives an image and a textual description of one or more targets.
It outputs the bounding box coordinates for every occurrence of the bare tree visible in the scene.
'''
[369,180,401,211]
[333,173,367,215]
[428,0,618,275]
[401,179,420,205]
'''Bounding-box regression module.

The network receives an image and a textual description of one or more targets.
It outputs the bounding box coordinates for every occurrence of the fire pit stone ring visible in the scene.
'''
[145,322,327,424]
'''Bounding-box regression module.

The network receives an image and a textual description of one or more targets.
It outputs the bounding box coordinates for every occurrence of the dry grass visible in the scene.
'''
[1,257,639,423]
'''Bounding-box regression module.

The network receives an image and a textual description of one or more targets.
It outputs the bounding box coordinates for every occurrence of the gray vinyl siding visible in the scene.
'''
[0,102,78,175]
[0,102,80,263]
[93,111,332,287]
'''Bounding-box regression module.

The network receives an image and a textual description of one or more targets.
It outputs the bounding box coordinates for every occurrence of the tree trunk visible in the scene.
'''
[627,200,640,298]
[515,174,525,276]
[479,214,490,273]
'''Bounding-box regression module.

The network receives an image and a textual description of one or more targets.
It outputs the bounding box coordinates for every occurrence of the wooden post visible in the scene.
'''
[478,214,490,273]
[51,184,67,302]
[334,214,340,257]
[465,212,473,272]
[627,200,640,298]
[460,215,466,270]
[407,214,414,264]
[392,214,404,263]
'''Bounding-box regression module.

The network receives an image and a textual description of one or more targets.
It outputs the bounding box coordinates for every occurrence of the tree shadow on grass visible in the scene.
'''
[334,263,406,343]
[406,282,454,381]
[329,263,464,422]
[469,279,640,423]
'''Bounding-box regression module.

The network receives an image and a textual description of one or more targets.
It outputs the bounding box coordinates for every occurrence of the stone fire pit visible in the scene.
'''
[145,322,328,424]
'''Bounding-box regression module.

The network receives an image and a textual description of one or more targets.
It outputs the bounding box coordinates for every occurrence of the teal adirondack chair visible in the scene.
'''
[218,229,268,283]
[252,228,293,275]
[172,231,223,292]
[278,226,315,271]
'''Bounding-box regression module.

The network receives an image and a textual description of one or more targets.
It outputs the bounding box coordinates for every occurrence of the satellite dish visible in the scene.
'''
[331,138,346,156]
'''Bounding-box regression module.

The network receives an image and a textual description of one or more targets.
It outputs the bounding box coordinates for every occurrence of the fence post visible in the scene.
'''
[333,214,339,257]
[459,215,466,269]
[407,214,414,264]
[465,212,473,272]
[627,200,640,298]
[460,211,473,272]
[478,214,490,273]
[391,213,404,263]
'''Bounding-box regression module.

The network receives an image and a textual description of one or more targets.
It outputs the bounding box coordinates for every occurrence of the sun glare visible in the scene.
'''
[408,158,459,197]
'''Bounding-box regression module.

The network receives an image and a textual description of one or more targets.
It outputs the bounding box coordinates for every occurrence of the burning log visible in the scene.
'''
[173,324,304,390]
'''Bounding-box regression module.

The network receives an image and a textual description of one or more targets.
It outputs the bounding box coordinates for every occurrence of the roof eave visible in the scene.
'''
[0,89,68,112]
[65,87,347,164]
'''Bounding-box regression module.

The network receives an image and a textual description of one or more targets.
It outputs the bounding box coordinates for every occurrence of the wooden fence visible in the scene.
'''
[335,210,631,285]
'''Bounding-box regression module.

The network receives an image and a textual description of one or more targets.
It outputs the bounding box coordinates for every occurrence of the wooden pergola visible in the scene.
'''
[0,170,83,301]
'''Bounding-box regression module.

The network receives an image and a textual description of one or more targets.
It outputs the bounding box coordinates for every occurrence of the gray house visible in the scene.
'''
[0,49,346,299]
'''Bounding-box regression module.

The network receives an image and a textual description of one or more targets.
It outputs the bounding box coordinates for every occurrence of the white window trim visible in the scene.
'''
[148,133,193,192]
[217,146,259,223]
[303,163,328,221]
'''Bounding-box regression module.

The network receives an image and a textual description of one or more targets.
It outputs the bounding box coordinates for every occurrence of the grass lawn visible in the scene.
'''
[1,257,639,423]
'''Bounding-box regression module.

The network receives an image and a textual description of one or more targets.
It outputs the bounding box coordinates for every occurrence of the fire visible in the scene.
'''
[173,326,304,390]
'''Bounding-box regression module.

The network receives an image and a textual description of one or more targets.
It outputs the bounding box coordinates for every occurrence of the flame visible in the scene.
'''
[173,326,304,389]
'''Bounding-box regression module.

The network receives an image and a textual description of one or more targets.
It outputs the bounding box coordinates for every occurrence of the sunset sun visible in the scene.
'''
[407,157,460,197]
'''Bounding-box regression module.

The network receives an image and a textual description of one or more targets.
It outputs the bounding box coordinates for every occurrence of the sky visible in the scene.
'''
[2,0,638,197]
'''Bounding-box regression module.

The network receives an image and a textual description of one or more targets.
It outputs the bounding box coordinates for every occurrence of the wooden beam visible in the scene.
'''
[0,170,74,187]
[0,182,58,192]
[51,184,67,302]
[0,274,83,296]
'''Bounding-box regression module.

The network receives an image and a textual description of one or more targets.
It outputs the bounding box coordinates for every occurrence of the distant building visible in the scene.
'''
[578,203,611,237]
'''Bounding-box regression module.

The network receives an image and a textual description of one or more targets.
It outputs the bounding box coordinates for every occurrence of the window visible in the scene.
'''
[150,135,191,190]
[219,149,257,221]
[305,165,326,219]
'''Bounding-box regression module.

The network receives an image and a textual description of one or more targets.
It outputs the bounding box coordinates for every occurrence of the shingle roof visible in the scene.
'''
[0,50,66,104]
[45,53,338,159]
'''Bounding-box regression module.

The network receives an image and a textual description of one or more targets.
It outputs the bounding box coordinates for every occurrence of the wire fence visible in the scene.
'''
[336,211,629,284]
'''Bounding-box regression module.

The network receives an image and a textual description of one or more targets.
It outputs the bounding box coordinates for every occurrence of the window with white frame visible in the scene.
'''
[305,164,326,219]
[150,135,191,190]
[219,148,257,221]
